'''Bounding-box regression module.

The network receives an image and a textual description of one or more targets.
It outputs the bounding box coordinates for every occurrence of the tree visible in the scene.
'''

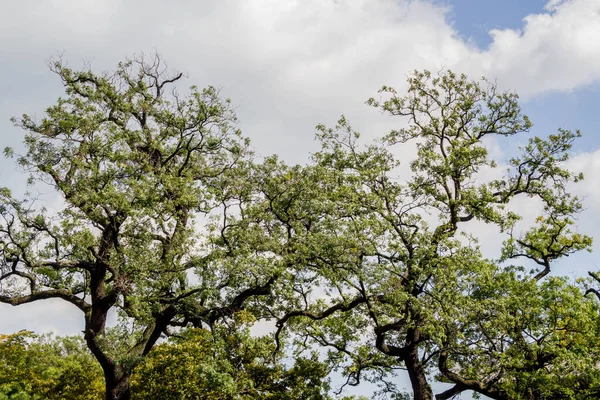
[0,54,279,400]
[264,70,597,399]
[437,275,600,399]
[130,314,333,400]
[3,56,597,399]
[0,330,104,400]
[0,323,336,400]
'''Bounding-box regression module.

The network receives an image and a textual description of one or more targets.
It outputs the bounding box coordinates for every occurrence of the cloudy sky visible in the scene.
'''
[1,0,600,397]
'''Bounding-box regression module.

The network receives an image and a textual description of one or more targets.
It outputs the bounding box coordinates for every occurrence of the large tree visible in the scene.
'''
[0,55,279,400]
[265,70,598,399]
[3,57,598,399]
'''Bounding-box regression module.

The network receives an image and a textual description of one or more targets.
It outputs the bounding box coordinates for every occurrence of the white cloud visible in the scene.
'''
[471,0,600,97]
[568,149,600,208]
[0,300,83,335]
[566,149,600,256]
[2,0,599,162]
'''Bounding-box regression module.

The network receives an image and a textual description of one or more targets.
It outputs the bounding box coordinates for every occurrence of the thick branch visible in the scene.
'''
[0,288,90,312]
[438,351,508,400]
[274,296,367,353]
[435,384,467,400]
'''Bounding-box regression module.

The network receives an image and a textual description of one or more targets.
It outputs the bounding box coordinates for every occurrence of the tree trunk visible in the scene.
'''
[105,371,131,400]
[404,346,434,400]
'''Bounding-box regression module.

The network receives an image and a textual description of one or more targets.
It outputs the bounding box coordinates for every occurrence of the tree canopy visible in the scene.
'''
[257,70,599,399]
[1,57,599,400]
[0,55,278,400]
[0,330,103,400]
[0,325,337,400]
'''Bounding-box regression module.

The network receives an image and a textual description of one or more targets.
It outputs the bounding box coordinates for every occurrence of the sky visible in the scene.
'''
[1,0,600,397]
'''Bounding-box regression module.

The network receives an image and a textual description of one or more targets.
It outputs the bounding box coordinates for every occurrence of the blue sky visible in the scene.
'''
[443,0,600,152]
[1,0,600,398]
[443,0,549,47]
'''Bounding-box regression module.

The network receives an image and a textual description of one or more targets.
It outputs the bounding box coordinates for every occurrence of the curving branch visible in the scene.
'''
[274,296,367,353]
[438,350,509,400]
[0,288,90,312]
[585,271,600,302]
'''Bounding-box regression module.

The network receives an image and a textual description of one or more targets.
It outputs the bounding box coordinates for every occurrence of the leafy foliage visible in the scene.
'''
[1,57,598,400]
[257,70,599,399]
[131,319,332,399]
[0,326,338,400]
[0,331,103,400]
[0,54,274,400]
